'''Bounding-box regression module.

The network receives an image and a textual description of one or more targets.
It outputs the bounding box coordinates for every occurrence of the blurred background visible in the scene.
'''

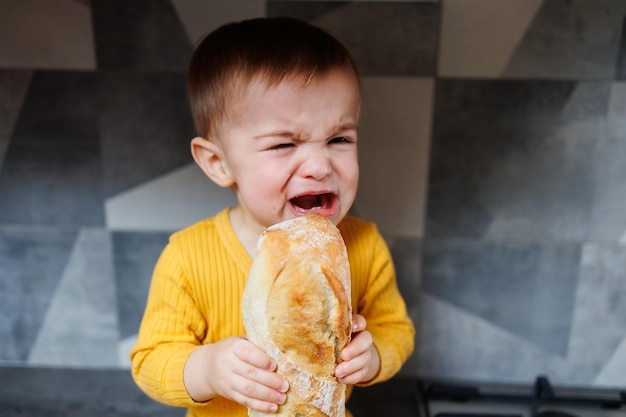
[1,0,625,415]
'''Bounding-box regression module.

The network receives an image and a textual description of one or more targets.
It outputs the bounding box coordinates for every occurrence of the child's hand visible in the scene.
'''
[184,336,289,413]
[334,314,380,385]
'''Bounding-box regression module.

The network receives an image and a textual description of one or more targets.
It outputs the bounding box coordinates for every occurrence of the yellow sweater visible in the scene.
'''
[130,209,414,417]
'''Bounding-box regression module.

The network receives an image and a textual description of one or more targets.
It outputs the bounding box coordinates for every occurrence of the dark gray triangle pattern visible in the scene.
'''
[0,71,103,227]
[98,72,194,198]
[91,0,193,71]
[0,71,32,173]
[504,0,626,79]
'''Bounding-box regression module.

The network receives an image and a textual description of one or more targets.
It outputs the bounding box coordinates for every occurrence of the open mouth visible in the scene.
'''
[290,193,337,214]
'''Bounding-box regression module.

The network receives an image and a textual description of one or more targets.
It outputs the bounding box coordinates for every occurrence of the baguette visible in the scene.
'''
[242,213,352,417]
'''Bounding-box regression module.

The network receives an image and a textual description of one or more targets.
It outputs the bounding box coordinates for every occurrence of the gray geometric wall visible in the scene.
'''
[422,0,626,389]
[1,0,625,393]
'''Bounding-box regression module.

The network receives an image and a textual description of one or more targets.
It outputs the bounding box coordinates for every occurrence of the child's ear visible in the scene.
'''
[190,137,234,188]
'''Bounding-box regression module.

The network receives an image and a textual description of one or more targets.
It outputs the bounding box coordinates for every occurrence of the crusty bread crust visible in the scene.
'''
[242,213,352,417]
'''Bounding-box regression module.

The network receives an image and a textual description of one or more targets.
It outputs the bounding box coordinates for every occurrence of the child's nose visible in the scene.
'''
[299,150,331,180]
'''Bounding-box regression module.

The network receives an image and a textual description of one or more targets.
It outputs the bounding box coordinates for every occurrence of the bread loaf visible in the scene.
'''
[242,213,352,417]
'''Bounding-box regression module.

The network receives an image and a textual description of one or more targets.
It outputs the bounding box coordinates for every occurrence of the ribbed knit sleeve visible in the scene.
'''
[339,217,415,386]
[130,241,206,405]
[130,209,252,416]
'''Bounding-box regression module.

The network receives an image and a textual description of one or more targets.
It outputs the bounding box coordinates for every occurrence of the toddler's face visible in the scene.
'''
[219,67,361,231]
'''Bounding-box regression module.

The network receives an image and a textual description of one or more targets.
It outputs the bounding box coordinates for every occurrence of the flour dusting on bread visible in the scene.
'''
[242,213,352,417]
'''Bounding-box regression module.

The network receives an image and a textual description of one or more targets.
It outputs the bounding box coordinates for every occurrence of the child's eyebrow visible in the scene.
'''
[254,130,300,140]
[336,121,358,131]
[253,121,358,140]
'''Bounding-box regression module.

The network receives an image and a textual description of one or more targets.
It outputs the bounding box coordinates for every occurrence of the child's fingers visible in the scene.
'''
[340,329,372,362]
[230,373,287,412]
[240,397,282,414]
[233,360,289,397]
[335,349,370,384]
[233,338,276,371]
[352,314,366,333]
[231,339,289,406]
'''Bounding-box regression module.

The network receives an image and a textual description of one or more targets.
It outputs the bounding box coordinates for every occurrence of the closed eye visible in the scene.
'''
[269,143,295,150]
[329,136,351,144]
